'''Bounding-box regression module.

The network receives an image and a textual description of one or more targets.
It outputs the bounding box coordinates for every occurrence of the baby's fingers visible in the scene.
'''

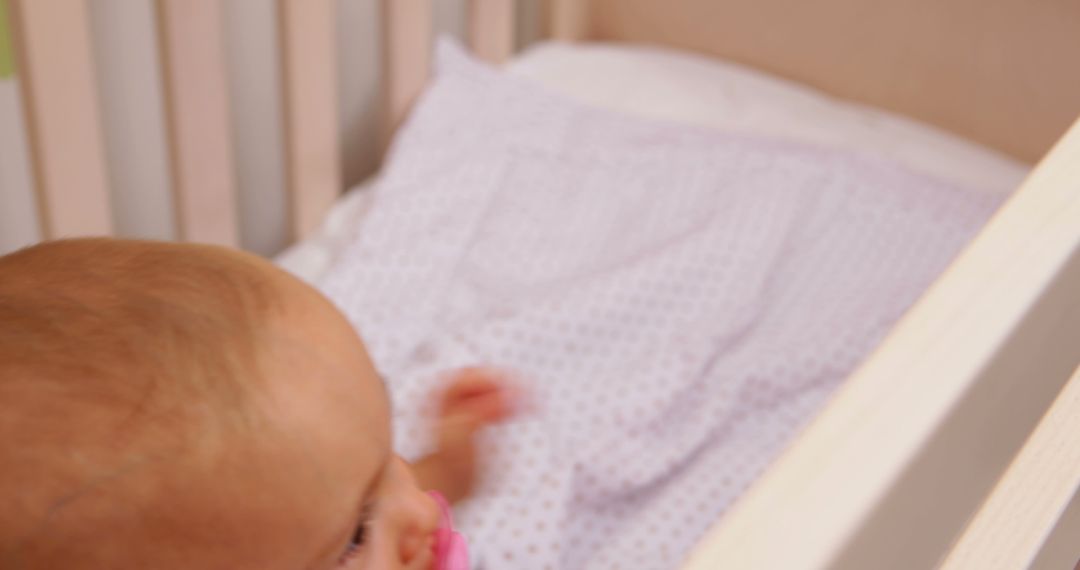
[438,367,521,424]
[403,544,433,570]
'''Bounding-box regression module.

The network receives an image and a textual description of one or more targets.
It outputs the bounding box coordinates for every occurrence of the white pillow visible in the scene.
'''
[281,39,1024,283]
[510,42,1029,195]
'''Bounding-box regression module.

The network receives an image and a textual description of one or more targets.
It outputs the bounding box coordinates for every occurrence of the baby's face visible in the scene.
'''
[2,243,438,569]
[186,274,438,569]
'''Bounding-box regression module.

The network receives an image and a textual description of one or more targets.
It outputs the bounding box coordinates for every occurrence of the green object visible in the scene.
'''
[0,0,14,79]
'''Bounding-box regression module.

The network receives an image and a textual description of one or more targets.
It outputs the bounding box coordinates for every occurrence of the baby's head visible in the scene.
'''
[0,239,437,569]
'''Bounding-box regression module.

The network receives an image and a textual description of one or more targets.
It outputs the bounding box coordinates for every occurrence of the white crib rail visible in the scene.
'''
[158,0,239,246]
[279,0,341,241]
[9,0,111,238]
[380,0,432,151]
[468,0,515,64]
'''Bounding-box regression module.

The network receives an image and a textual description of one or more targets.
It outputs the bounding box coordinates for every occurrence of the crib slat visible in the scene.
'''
[9,0,112,238]
[469,0,514,63]
[279,0,341,241]
[940,364,1080,570]
[545,0,590,41]
[381,0,432,150]
[158,0,238,247]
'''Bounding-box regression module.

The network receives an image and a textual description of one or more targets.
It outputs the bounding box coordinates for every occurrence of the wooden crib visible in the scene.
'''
[2,1,1078,568]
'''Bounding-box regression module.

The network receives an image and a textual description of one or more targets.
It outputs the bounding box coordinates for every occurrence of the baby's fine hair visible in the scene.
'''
[0,238,280,565]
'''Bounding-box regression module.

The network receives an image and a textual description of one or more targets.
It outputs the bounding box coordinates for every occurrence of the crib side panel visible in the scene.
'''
[681,116,1080,569]
[585,0,1080,164]
[2,1,491,254]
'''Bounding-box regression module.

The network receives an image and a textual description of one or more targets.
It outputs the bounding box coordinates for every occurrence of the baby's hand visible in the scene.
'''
[413,368,519,503]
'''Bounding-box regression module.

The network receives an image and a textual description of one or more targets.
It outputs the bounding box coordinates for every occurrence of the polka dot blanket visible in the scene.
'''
[317,40,1003,569]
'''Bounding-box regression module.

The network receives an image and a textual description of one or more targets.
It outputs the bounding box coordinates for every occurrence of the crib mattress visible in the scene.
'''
[276,41,1028,282]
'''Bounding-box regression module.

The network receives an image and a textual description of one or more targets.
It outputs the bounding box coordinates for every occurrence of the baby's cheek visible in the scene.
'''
[336,551,366,570]
[364,522,407,570]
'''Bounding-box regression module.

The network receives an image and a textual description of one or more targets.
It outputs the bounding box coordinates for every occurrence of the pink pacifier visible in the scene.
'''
[429,491,468,570]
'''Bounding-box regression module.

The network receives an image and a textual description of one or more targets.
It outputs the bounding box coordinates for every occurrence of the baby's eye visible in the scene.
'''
[338,504,374,565]
[347,522,366,550]
[336,522,367,566]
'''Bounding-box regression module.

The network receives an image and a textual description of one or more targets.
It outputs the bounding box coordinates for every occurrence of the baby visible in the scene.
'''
[0,238,516,569]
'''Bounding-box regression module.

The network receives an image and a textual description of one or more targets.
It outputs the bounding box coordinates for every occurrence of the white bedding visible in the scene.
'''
[276,41,1028,282]
[300,41,1002,569]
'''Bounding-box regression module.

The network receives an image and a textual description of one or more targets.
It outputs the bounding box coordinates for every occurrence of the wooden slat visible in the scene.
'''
[380,0,432,151]
[941,365,1080,570]
[279,0,341,241]
[469,0,514,63]
[544,0,590,41]
[157,0,238,247]
[9,0,111,238]
[681,116,1080,570]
